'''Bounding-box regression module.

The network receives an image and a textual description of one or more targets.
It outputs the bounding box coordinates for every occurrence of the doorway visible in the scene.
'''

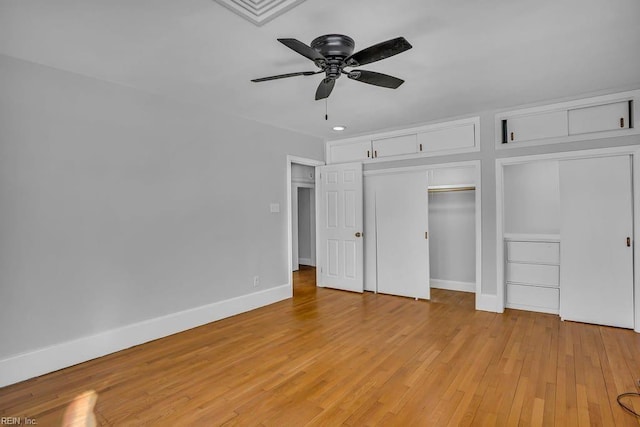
[287,156,324,295]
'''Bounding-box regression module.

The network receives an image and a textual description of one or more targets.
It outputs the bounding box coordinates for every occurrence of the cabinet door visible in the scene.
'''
[418,123,475,153]
[506,110,568,143]
[329,140,372,163]
[568,101,631,135]
[371,134,417,158]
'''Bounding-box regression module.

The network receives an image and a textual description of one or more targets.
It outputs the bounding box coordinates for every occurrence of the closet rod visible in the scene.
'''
[428,186,476,193]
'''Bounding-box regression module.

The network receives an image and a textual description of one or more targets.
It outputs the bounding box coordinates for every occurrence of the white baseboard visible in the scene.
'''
[298,258,315,267]
[0,284,291,388]
[476,293,502,313]
[430,279,475,293]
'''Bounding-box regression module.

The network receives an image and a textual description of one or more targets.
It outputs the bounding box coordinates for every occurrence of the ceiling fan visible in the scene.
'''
[251,34,412,100]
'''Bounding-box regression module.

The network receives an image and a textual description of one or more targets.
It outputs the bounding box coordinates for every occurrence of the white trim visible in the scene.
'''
[495,145,640,327]
[430,279,475,293]
[0,284,291,388]
[505,303,559,315]
[364,160,481,177]
[286,155,324,291]
[495,89,640,150]
[476,294,499,313]
[504,233,560,242]
[635,152,640,333]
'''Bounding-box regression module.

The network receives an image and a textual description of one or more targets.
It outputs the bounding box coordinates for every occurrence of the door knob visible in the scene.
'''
[355,232,362,238]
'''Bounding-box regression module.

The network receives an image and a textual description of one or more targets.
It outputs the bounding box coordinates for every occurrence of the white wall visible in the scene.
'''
[0,56,323,367]
[429,191,476,283]
[504,161,560,234]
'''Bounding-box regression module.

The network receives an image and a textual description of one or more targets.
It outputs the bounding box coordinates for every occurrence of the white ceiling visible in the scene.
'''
[1,0,639,139]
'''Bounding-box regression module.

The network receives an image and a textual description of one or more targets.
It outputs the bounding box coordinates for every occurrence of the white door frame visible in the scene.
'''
[287,155,324,293]
[495,145,640,332]
[364,160,482,309]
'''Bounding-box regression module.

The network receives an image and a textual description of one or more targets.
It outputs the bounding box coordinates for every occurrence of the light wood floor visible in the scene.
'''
[1,266,640,426]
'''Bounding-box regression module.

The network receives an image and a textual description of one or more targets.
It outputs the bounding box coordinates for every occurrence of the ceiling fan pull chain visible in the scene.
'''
[325,98,328,121]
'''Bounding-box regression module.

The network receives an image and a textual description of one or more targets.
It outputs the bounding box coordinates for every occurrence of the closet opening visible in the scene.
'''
[428,186,476,294]
[362,161,482,308]
[496,146,640,332]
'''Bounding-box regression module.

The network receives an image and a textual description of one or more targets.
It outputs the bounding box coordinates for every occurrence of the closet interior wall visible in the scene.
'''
[428,189,476,292]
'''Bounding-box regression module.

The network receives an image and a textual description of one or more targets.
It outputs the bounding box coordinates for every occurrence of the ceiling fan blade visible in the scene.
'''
[278,38,327,64]
[344,37,412,67]
[315,78,335,100]
[251,71,321,82]
[347,70,405,89]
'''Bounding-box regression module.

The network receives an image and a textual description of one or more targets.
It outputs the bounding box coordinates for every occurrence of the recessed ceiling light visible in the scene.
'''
[333,126,346,131]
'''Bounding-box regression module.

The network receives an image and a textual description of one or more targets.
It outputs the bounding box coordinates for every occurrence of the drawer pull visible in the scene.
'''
[510,132,514,141]
[621,117,625,128]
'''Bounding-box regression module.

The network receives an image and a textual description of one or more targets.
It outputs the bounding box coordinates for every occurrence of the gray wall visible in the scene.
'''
[429,191,476,283]
[0,55,323,360]
[297,187,312,261]
[366,109,640,295]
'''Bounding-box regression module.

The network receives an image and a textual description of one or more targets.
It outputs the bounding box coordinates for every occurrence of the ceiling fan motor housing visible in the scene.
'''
[311,34,355,79]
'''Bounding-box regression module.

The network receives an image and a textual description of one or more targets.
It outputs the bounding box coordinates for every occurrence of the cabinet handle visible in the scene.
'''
[374,150,378,158]
[367,150,370,158]
[510,132,515,141]
[419,143,423,151]
[627,237,631,247]
[621,117,625,128]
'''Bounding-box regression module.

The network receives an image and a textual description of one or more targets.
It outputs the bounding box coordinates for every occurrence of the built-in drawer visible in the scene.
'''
[507,283,559,310]
[507,241,559,264]
[506,263,559,287]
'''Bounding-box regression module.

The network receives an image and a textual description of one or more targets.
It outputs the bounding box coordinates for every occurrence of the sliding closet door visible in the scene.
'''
[559,155,634,328]
[375,171,430,300]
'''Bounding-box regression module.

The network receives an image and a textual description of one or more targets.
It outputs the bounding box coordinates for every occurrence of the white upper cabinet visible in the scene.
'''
[371,134,418,158]
[418,122,476,153]
[328,139,372,163]
[568,101,631,135]
[505,110,568,143]
[496,89,639,149]
[326,117,479,164]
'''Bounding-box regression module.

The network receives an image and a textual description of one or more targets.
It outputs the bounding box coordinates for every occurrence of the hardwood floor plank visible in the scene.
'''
[2,266,640,426]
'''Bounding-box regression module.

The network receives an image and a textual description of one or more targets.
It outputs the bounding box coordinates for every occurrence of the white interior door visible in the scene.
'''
[375,171,430,300]
[559,155,634,328]
[316,162,363,293]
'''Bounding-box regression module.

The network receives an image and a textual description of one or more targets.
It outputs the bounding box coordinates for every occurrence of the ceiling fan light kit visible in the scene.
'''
[251,34,412,101]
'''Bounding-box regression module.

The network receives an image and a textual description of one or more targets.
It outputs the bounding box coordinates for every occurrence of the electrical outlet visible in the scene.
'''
[253,276,260,287]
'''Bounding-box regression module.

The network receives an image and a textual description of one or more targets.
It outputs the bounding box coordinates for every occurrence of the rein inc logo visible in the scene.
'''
[1,417,37,425]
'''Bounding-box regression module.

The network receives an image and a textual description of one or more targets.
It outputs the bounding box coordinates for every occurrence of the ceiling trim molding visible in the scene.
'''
[214,0,307,26]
